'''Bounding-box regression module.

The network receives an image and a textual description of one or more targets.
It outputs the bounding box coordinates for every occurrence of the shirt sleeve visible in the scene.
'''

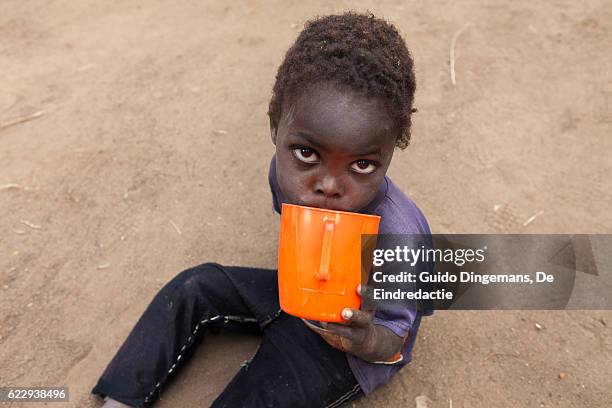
[373,308,416,338]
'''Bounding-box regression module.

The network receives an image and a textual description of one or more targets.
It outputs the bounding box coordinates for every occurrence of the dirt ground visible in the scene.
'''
[1,1,611,407]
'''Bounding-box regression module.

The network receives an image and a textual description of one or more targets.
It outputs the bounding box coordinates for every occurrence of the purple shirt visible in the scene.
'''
[268,155,432,394]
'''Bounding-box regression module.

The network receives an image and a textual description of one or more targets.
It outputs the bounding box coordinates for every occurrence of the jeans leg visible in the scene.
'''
[211,313,363,408]
[92,263,278,407]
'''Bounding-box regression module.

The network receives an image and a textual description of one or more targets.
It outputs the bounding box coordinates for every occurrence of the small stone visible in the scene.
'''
[535,323,543,330]
[559,372,566,379]
[415,395,433,408]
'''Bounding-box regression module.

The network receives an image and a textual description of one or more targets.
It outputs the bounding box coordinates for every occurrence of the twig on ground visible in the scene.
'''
[97,263,111,270]
[76,64,93,72]
[169,219,182,235]
[523,210,544,227]
[450,24,471,86]
[485,351,521,360]
[0,111,45,131]
[20,220,42,229]
[0,184,20,190]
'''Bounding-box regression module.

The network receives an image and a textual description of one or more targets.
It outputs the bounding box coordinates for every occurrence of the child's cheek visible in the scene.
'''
[277,168,310,204]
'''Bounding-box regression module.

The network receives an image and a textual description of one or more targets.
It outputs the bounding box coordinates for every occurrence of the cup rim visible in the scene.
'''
[281,203,381,220]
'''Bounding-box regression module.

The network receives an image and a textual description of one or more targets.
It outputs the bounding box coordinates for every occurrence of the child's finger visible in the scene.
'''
[342,308,371,328]
[325,322,358,341]
[356,284,376,313]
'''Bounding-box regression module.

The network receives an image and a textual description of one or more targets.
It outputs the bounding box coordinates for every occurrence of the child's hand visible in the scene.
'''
[318,284,407,363]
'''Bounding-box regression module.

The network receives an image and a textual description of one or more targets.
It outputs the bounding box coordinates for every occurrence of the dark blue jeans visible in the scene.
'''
[91,263,363,407]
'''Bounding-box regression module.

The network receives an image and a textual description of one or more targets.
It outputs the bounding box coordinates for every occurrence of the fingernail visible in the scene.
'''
[342,309,353,319]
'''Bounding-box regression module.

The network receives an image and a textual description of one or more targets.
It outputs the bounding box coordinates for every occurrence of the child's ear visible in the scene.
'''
[269,118,277,145]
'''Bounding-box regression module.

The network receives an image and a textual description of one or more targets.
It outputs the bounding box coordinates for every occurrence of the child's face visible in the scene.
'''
[272,83,399,213]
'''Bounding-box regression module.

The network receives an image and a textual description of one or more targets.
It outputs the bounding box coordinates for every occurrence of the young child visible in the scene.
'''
[93,12,431,408]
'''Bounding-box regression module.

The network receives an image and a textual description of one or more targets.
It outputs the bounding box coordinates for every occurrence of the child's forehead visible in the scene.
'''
[289,83,388,119]
[280,84,397,151]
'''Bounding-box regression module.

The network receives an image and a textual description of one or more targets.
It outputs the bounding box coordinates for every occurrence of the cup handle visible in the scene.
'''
[317,218,335,281]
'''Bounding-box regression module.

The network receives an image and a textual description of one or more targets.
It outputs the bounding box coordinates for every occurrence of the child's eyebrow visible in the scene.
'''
[352,146,382,156]
[292,131,324,150]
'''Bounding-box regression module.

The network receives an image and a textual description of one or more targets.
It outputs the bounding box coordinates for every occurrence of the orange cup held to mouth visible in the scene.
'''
[278,203,381,322]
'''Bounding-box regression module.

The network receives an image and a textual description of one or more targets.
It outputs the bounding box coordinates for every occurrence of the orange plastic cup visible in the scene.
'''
[278,203,381,322]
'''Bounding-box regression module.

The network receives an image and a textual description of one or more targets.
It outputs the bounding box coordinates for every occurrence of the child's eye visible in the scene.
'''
[351,160,377,174]
[292,148,320,163]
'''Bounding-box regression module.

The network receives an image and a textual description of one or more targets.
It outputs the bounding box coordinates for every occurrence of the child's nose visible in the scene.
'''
[314,175,343,198]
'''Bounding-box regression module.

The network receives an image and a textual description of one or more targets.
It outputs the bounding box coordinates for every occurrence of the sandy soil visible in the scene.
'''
[1,1,611,407]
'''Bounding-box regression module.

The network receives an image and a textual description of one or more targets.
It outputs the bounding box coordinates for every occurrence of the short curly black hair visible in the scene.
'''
[268,12,416,149]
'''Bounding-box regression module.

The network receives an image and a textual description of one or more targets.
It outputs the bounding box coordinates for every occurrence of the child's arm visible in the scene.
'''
[320,285,407,363]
